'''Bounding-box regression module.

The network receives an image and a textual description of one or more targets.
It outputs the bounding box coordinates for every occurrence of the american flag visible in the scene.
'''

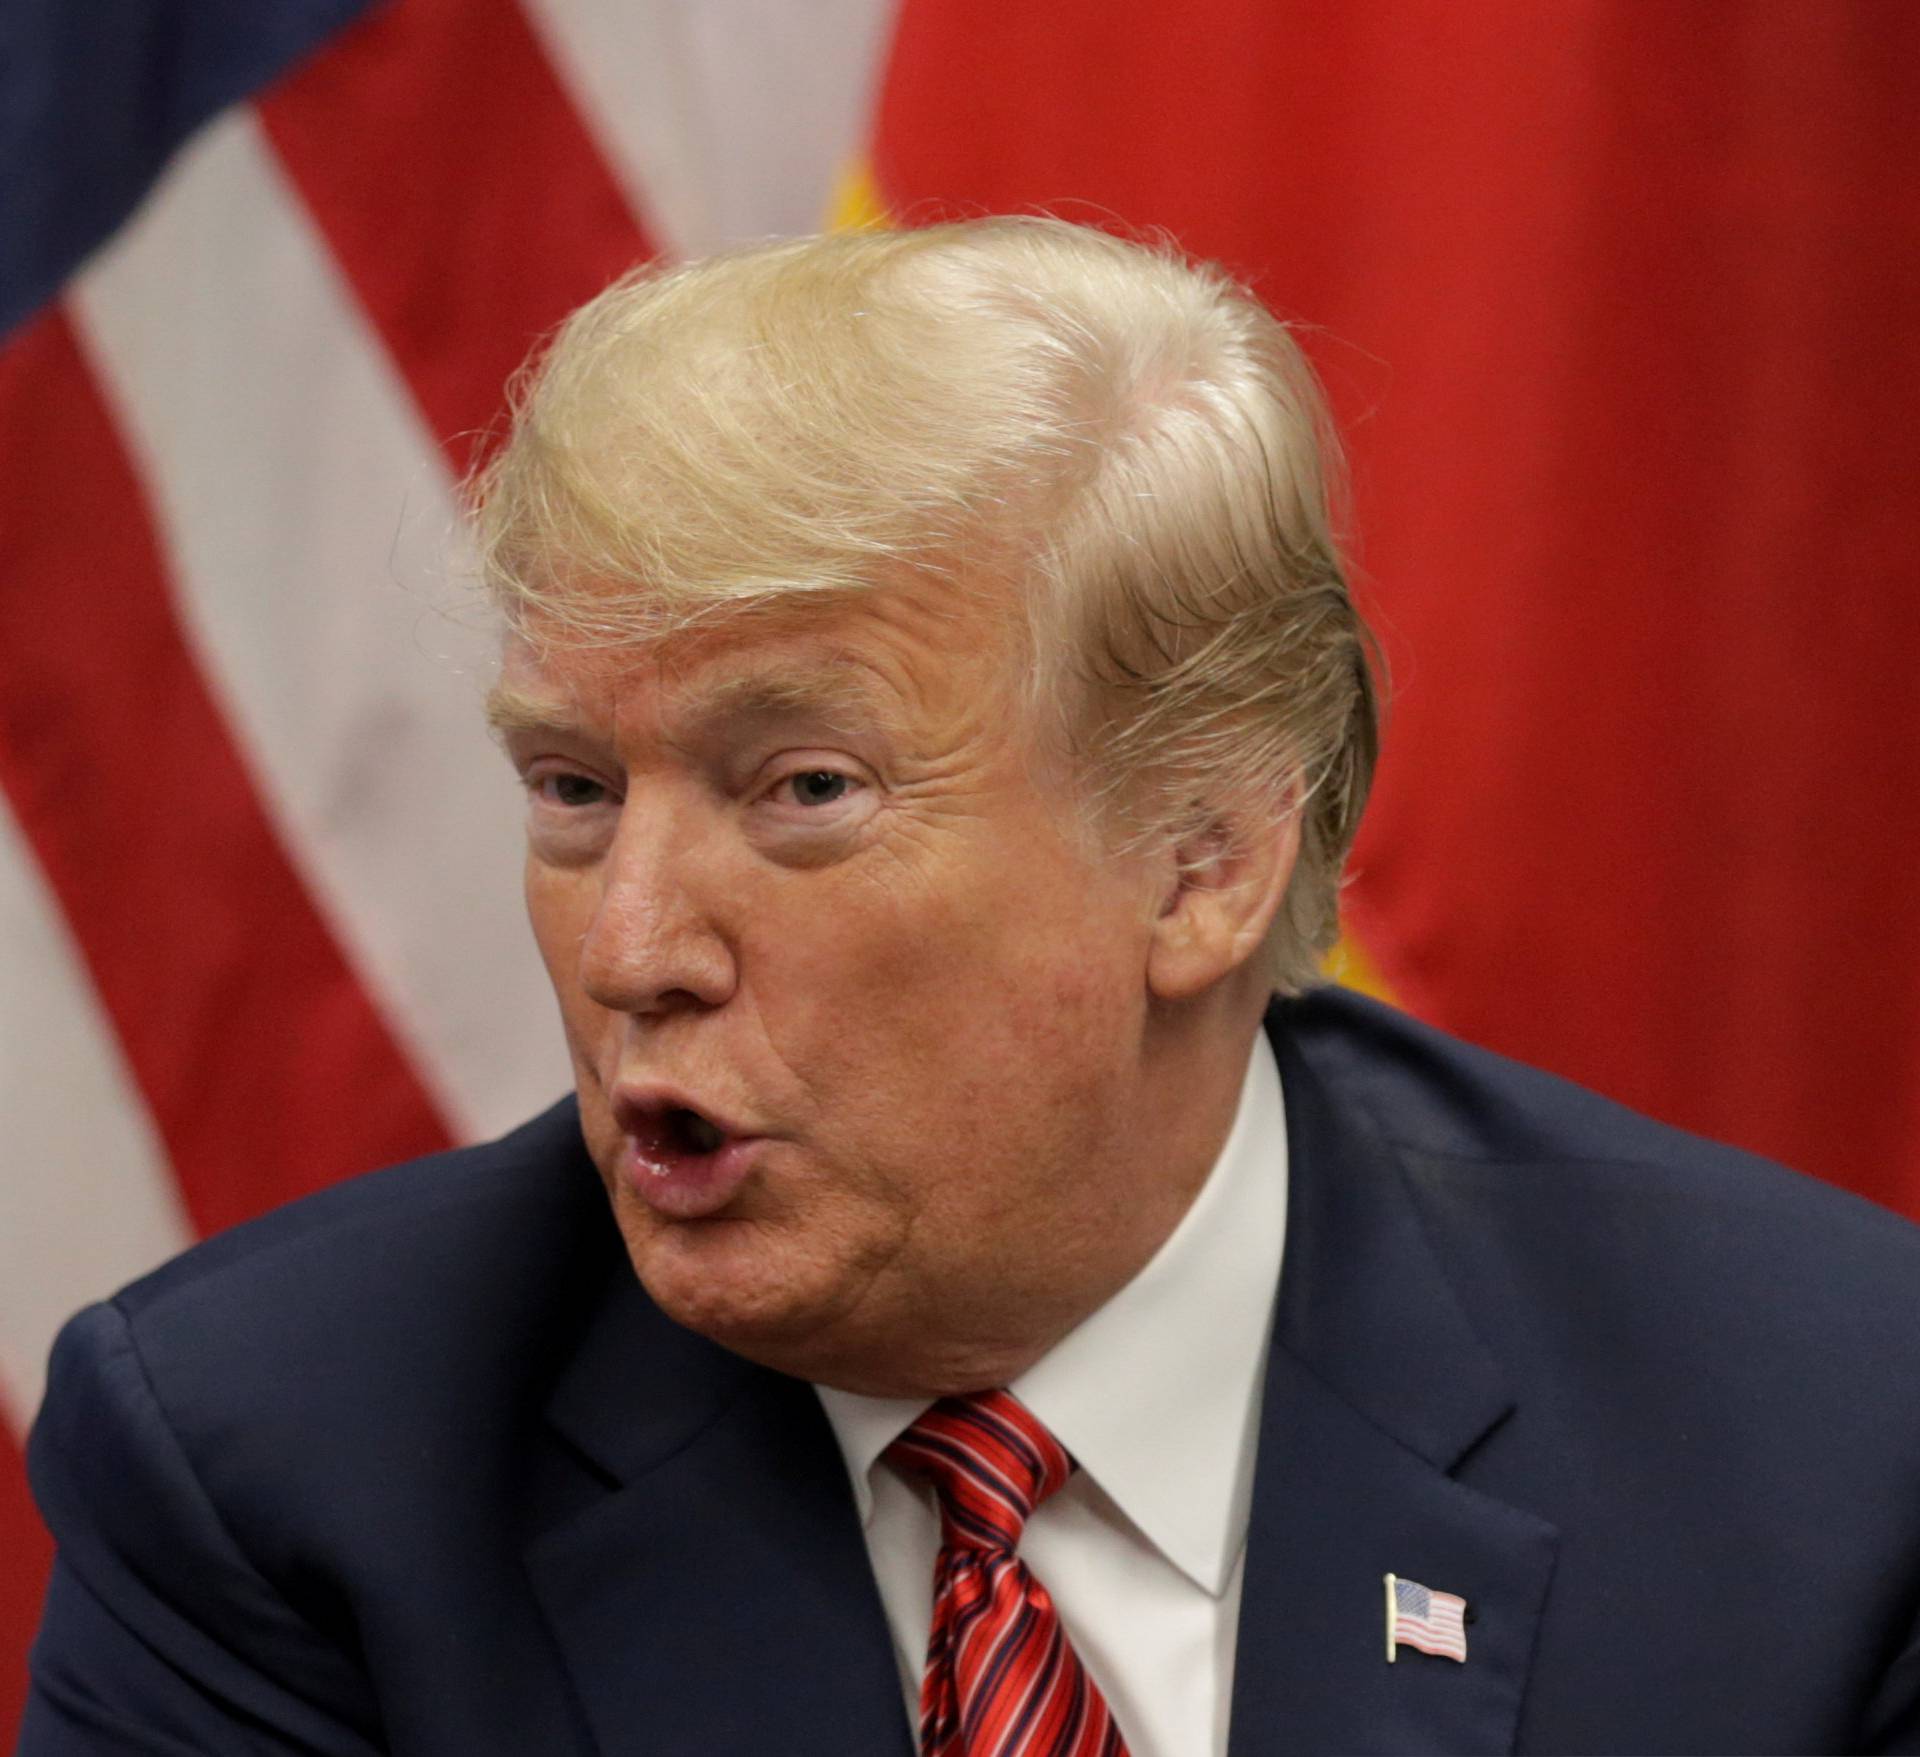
[1389,1575,1469,1664]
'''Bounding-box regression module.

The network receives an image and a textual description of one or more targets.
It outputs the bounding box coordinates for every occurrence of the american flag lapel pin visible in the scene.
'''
[1385,1573,1470,1663]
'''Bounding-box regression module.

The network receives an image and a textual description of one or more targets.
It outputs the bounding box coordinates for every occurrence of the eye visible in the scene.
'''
[517,760,621,867]
[527,770,612,808]
[785,769,853,808]
[747,758,875,861]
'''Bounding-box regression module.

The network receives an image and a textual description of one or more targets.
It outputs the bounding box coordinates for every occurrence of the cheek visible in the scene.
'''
[526,862,635,1195]
[524,862,610,1050]
[526,858,586,974]
[755,850,1144,1132]
[938,866,1154,1132]
[525,856,563,953]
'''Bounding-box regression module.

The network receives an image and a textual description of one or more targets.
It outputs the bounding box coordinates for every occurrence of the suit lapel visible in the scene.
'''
[525,1271,913,1757]
[1229,1022,1560,1755]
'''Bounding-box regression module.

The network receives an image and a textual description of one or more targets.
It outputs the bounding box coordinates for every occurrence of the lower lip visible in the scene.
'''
[624,1134,765,1221]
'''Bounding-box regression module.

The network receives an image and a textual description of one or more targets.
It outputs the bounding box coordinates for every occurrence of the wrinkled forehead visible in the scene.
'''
[486,581,1023,749]
[490,642,894,746]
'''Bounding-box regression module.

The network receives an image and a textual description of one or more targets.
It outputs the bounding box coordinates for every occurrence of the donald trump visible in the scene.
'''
[24,219,1920,1755]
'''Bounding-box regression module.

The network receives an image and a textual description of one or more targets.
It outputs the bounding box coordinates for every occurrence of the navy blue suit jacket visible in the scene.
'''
[23,991,1920,1753]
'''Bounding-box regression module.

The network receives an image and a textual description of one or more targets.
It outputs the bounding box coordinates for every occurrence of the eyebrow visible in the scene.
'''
[483,683,577,736]
[483,655,908,744]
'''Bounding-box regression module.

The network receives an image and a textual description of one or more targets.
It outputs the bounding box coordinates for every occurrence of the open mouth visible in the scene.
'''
[628,1102,730,1166]
[611,1086,762,1218]
[662,1106,725,1156]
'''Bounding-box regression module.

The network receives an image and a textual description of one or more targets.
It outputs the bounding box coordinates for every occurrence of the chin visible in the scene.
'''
[619,1209,867,1367]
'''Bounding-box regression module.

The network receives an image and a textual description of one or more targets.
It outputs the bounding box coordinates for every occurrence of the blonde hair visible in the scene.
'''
[469,216,1380,992]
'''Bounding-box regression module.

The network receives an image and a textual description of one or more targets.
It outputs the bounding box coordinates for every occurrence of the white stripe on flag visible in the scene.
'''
[0,794,192,1432]
[521,0,897,255]
[70,108,570,1144]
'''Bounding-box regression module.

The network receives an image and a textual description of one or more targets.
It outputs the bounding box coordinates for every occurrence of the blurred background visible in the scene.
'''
[3,0,1916,1734]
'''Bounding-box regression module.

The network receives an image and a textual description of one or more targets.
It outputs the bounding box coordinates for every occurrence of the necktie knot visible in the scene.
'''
[884,1388,1072,1554]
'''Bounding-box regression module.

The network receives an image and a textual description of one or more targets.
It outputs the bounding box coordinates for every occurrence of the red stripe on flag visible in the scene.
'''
[257,0,658,476]
[0,310,453,1239]
[0,1422,53,1742]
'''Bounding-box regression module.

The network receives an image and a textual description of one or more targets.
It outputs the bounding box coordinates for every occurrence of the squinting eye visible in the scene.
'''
[536,772,608,808]
[788,770,852,807]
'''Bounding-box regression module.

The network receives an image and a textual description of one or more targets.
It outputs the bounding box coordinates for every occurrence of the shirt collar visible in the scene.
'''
[816,1032,1288,1597]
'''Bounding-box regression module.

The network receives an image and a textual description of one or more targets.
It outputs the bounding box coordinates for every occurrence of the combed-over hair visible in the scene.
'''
[468,216,1380,992]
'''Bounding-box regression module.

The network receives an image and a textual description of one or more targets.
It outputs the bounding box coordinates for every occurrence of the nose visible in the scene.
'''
[577,804,737,1017]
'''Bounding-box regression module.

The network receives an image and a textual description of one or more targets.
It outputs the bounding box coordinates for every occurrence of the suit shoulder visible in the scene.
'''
[33,1097,623,1574]
[113,1096,596,1324]
[74,1096,623,1487]
[1277,986,1920,1282]
[27,1100,623,1738]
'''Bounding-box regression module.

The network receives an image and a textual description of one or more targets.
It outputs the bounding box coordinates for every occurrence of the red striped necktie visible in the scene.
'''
[884,1390,1131,1757]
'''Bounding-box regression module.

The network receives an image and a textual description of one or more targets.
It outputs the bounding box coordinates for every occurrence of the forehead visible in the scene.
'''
[487,587,1013,743]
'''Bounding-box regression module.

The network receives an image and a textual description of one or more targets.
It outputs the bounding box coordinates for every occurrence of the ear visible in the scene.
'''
[1145,796,1301,1003]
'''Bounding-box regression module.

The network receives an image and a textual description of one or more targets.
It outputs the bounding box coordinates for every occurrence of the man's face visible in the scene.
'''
[494,583,1173,1395]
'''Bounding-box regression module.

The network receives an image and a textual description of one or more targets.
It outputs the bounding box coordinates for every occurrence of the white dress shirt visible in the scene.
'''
[815,1035,1288,1757]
